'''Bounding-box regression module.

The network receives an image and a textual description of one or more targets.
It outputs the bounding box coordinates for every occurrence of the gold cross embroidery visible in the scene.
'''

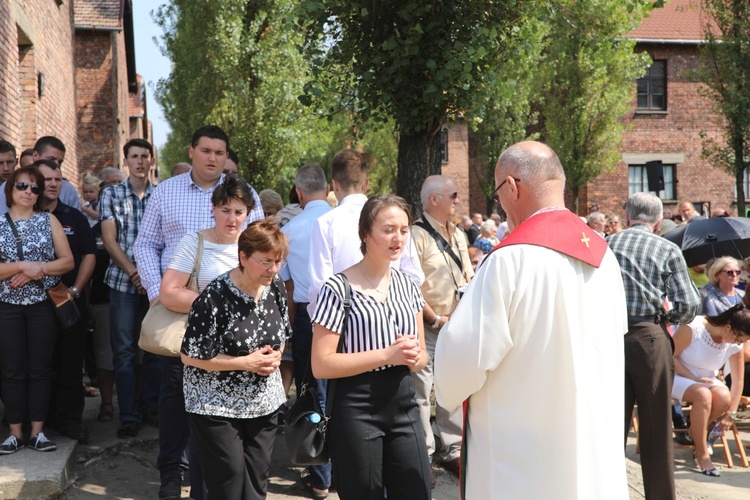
[581,232,590,248]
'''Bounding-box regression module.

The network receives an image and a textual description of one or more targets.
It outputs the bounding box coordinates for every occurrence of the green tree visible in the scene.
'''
[296,1,531,212]
[535,0,655,214]
[697,0,750,216]
[154,0,319,188]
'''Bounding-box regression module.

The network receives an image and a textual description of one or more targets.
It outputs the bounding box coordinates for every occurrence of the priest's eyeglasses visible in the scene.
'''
[491,178,520,205]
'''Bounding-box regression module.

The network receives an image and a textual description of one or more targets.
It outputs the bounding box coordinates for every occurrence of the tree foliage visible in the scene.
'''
[296,1,530,212]
[697,0,750,216]
[535,0,654,213]
[154,0,320,189]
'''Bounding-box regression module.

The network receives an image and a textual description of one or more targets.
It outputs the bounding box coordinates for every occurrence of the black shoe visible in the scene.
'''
[0,435,24,454]
[28,432,56,451]
[159,477,182,499]
[116,421,138,439]
[675,432,694,446]
[142,409,159,429]
[58,420,89,444]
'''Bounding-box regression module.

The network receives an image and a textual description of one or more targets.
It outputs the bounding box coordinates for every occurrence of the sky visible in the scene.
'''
[132,2,171,149]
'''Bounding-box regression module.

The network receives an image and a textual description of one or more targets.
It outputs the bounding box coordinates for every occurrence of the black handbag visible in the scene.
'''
[284,273,351,465]
[5,213,81,329]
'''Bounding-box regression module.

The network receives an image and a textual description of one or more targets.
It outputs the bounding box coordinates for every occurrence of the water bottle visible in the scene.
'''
[307,413,322,424]
[707,421,722,445]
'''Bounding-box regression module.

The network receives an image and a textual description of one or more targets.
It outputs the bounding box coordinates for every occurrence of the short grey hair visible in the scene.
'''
[100,167,125,182]
[420,175,452,207]
[588,212,605,224]
[480,219,496,234]
[497,142,566,185]
[295,164,327,194]
[626,192,663,225]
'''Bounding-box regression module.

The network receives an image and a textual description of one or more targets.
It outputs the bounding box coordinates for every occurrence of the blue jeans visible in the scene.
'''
[292,306,332,490]
[109,288,160,422]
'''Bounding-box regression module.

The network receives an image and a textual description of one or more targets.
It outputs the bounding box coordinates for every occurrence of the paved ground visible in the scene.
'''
[2,392,750,499]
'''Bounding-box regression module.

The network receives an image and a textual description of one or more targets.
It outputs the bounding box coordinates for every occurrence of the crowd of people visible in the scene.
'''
[1,130,749,500]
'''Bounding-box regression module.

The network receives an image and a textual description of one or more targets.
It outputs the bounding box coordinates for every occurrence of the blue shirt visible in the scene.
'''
[279,199,332,303]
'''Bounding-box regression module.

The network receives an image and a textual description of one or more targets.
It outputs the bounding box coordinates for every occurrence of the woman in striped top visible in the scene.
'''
[311,194,431,499]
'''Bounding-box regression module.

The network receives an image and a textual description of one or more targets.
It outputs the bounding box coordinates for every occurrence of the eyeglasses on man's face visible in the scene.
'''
[491,178,520,205]
[434,192,458,200]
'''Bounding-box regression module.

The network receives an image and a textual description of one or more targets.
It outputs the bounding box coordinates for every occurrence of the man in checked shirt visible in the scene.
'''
[608,192,701,500]
[134,125,263,500]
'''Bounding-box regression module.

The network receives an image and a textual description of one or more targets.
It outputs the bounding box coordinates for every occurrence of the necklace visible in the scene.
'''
[361,268,390,296]
[214,227,230,245]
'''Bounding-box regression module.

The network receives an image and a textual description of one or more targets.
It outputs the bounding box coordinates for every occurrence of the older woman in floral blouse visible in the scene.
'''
[181,221,291,500]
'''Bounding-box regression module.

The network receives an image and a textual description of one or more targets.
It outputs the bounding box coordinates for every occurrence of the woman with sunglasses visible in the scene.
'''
[180,220,291,500]
[672,302,750,477]
[703,257,744,316]
[0,165,74,454]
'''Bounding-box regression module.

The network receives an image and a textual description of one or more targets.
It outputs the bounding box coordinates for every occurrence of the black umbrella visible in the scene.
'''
[663,217,750,266]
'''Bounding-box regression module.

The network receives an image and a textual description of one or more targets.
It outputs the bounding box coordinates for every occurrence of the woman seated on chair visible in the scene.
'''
[672,302,749,477]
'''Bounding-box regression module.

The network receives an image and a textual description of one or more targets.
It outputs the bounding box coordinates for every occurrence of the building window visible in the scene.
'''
[440,130,448,163]
[628,164,675,199]
[637,60,667,111]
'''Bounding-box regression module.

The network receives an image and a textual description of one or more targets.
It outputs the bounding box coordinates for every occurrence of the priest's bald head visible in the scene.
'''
[494,141,566,231]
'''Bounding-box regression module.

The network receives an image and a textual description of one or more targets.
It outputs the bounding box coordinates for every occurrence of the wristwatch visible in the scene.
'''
[728,411,738,420]
[70,286,81,299]
[432,315,441,329]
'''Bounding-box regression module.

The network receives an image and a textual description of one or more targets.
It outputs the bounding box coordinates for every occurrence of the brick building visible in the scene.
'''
[0,0,79,182]
[0,0,155,191]
[584,0,730,218]
[443,0,733,219]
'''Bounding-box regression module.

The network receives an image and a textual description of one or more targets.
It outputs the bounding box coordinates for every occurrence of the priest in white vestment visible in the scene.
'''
[434,141,629,500]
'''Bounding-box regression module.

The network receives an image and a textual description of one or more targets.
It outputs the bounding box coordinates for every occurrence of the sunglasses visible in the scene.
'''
[15,182,41,195]
[435,192,458,200]
[723,270,741,276]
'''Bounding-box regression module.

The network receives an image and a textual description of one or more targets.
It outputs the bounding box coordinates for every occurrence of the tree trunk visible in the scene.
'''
[571,184,580,215]
[396,128,443,218]
[734,130,746,217]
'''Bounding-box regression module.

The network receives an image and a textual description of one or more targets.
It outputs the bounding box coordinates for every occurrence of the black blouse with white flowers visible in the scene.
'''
[181,271,291,419]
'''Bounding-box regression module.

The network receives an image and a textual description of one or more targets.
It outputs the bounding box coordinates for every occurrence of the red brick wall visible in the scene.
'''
[0,0,78,183]
[440,121,471,217]
[586,44,732,218]
[0,0,20,143]
[75,31,116,174]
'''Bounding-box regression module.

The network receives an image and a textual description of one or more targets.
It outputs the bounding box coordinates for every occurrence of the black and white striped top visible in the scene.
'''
[312,270,425,372]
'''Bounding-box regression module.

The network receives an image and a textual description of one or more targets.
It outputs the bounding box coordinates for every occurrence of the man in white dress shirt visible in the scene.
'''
[279,164,333,498]
[306,149,424,316]
[434,141,629,500]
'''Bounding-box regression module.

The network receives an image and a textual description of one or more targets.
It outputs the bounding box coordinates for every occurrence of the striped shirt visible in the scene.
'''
[133,172,264,301]
[608,223,701,324]
[98,179,154,294]
[312,270,425,372]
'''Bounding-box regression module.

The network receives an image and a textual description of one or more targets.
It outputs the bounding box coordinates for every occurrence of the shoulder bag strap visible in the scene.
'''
[414,217,463,272]
[186,231,204,291]
[5,213,25,261]
[324,272,352,420]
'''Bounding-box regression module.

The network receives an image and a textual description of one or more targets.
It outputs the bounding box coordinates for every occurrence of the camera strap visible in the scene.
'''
[414,217,463,273]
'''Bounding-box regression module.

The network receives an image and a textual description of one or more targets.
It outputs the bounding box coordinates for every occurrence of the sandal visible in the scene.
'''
[98,404,114,422]
[694,453,720,477]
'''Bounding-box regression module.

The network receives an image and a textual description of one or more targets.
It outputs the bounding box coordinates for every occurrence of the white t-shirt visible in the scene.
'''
[167,231,238,292]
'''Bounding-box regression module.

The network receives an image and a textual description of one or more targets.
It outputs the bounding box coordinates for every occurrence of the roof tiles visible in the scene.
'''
[74,0,123,29]
[627,0,712,41]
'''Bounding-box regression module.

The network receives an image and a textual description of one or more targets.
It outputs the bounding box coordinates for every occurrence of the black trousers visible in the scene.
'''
[624,321,676,500]
[189,411,279,500]
[48,320,86,423]
[0,300,58,423]
[329,366,431,500]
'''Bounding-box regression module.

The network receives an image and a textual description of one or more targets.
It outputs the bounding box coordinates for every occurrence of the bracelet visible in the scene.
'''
[727,411,737,420]
[69,285,81,299]
[432,315,441,329]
